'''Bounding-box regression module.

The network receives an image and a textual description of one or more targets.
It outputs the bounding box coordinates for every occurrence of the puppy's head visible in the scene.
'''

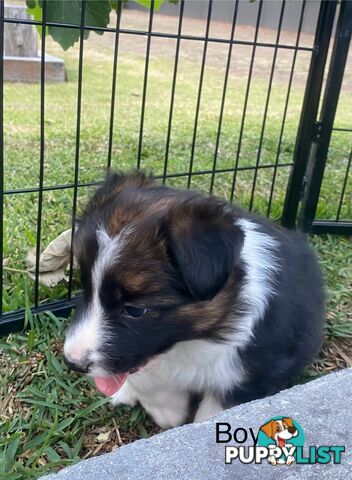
[260,418,298,446]
[63,172,244,393]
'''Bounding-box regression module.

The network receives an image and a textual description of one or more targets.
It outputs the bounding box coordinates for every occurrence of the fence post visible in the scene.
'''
[299,0,352,232]
[281,0,337,229]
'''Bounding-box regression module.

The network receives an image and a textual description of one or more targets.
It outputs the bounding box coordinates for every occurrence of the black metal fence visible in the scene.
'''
[283,0,352,234]
[0,0,351,334]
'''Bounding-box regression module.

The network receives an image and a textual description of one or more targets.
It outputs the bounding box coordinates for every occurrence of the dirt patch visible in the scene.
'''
[84,8,352,93]
[85,9,315,86]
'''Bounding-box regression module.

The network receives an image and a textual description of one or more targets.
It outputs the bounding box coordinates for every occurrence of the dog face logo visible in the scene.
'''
[260,417,298,448]
[258,416,303,465]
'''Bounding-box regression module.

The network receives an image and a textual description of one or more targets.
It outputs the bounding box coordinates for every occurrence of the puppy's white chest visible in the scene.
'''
[111,338,245,429]
[112,370,189,429]
[153,338,246,393]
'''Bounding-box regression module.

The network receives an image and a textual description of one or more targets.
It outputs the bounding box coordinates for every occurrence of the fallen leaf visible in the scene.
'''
[96,431,112,443]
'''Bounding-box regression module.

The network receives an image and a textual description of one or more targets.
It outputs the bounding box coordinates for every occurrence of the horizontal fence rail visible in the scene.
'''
[0,0,350,334]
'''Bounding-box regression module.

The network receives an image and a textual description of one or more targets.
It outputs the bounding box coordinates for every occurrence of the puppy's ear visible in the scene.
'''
[260,421,276,439]
[163,197,244,300]
[84,170,154,217]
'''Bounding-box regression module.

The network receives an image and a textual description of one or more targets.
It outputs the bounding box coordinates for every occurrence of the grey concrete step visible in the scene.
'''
[41,368,352,479]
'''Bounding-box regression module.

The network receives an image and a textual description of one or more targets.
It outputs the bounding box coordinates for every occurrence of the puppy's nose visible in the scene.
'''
[64,355,92,374]
[288,427,297,434]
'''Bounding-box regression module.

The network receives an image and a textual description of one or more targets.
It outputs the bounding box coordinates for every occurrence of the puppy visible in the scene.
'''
[260,417,298,465]
[63,171,324,428]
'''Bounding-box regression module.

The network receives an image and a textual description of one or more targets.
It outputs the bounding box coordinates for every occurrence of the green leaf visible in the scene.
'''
[26,0,174,50]
[26,0,42,21]
[58,440,73,458]
[18,398,66,412]
[45,446,61,462]
[56,416,75,432]
[6,437,21,460]
[27,0,112,50]
[48,351,64,374]
[139,424,149,438]
[26,0,48,37]
[27,329,36,352]
[23,385,48,399]
[75,397,110,418]
[24,432,48,451]
[129,405,143,425]
[133,0,165,11]
[0,472,23,480]
[3,434,21,471]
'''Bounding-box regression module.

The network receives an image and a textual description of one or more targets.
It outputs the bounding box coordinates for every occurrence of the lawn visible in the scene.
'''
[0,8,351,480]
[1,238,351,480]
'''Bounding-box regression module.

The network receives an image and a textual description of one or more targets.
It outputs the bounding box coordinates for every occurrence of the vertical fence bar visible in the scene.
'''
[137,0,154,170]
[67,0,86,299]
[107,1,122,170]
[34,0,47,308]
[248,0,285,211]
[209,0,239,194]
[163,0,185,183]
[299,0,352,231]
[187,0,213,189]
[267,0,306,217]
[336,145,352,221]
[281,0,337,228]
[230,0,263,202]
[0,1,4,319]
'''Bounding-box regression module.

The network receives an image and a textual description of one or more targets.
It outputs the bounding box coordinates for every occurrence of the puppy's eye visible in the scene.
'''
[123,305,148,318]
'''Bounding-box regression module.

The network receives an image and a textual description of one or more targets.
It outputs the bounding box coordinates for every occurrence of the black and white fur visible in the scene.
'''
[63,172,324,428]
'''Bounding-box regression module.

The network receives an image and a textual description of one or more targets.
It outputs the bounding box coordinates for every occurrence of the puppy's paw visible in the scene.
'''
[268,456,277,465]
[111,381,137,407]
[286,455,295,465]
[145,406,186,429]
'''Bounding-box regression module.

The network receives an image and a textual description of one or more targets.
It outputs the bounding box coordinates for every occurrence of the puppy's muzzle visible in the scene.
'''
[64,355,92,374]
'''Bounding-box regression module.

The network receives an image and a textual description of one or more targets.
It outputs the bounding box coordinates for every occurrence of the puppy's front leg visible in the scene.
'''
[194,393,222,423]
[141,389,189,429]
[123,369,190,429]
[111,378,188,429]
[111,380,138,407]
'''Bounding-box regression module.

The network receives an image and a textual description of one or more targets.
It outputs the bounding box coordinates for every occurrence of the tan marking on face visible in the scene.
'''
[178,276,238,332]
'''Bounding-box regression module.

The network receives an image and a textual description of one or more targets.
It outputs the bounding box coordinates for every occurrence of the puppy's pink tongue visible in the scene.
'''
[94,374,128,397]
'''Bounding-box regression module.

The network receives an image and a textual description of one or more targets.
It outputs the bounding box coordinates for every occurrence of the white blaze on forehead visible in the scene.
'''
[95,227,124,277]
[64,226,129,364]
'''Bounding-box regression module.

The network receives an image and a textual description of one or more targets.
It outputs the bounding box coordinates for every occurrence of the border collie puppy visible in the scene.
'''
[64,171,324,428]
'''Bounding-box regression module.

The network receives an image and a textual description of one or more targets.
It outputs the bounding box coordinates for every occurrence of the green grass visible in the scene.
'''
[0,23,351,480]
[312,236,352,338]
[0,313,158,479]
[2,32,352,311]
[0,234,351,479]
